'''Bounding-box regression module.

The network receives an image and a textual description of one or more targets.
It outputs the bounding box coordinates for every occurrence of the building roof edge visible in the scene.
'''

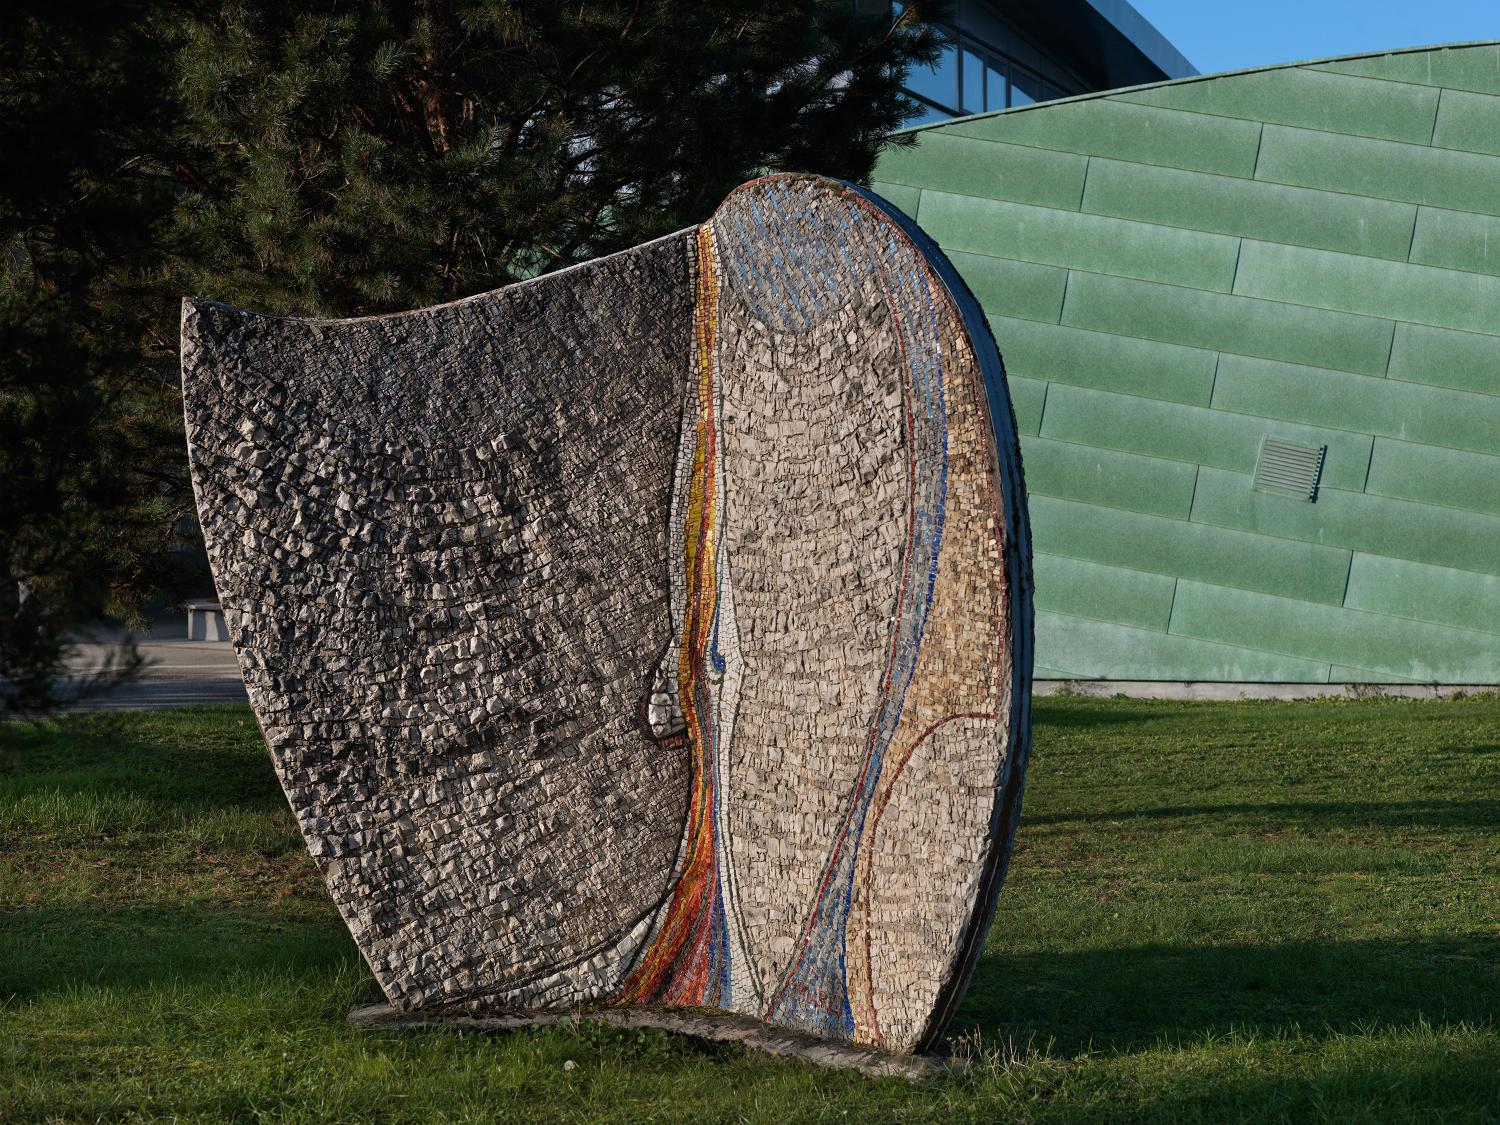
[890,38,1500,137]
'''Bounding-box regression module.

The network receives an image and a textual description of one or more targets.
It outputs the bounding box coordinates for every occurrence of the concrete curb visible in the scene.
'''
[1035,680,1497,701]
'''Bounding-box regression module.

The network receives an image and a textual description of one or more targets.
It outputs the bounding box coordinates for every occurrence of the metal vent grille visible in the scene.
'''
[1254,437,1326,501]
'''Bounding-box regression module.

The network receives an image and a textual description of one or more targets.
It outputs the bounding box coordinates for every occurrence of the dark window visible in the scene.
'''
[902,22,1070,121]
[961,49,984,114]
[907,40,959,111]
[1010,65,1042,107]
[986,63,1006,112]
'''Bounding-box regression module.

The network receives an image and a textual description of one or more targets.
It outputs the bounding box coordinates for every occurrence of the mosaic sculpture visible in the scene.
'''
[183,174,1033,1056]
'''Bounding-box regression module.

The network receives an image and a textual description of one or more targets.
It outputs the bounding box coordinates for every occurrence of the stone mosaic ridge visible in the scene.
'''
[346,1003,943,1080]
[183,175,1033,1056]
[873,42,1500,684]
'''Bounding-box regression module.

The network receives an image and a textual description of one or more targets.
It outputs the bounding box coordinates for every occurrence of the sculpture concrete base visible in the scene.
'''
[346,1002,942,1080]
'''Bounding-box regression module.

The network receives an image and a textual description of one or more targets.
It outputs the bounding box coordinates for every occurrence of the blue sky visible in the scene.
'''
[1129,0,1499,76]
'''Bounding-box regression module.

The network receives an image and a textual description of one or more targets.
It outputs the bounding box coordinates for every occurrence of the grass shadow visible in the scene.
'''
[1024,798,1500,833]
[1136,1033,1500,1124]
[1034,704,1173,729]
[0,900,355,1003]
[956,935,1500,1057]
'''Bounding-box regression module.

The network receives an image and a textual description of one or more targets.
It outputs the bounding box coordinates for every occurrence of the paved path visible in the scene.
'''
[57,624,1489,712]
[64,616,246,711]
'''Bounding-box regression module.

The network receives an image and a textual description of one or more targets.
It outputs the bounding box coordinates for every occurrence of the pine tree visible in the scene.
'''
[171,0,946,315]
[0,1,189,711]
[1,0,944,709]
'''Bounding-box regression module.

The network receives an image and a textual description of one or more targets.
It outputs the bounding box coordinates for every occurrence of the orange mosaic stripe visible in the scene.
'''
[615,223,727,1005]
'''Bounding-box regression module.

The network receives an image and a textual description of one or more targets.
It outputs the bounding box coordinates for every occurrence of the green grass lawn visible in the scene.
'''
[2,697,1497,1122]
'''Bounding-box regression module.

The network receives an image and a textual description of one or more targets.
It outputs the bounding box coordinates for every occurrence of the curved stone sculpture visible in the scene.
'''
[183,174,1033,1055]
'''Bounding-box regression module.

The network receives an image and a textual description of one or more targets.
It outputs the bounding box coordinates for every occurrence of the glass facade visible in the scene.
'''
[902,21,1075,122]
[888,1,1092,124]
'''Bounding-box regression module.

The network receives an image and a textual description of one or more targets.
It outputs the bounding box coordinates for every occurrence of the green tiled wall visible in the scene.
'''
[1115,66,1440,143]
[1410,206,1500,276]
[873,43,1500,682]
[1312,45,1500,94]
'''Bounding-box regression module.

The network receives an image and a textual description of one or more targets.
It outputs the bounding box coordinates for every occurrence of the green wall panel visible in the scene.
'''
[1035,612,1332,681]
[1190,468,1500,579]
[1081,158,1417,261]
[1033,553,1177,631]
[1007,376,1048,435]
[1210,353,1500,458]
[1431,89,1500,156]
[1032,495,1352,605]
[1042,382,1373,489]
[875,42,1500,681]
[944,250,1067,324]
[1364,438,1500,516]
[1255,123,1500,216]
[1233,239,1500,336]
[1313,44,1500,96]
[866,180,920,218]
[1327,665,1427,685]
[1386,322,1500,397]
[1408,206,1500,277]
[875,133,1086,209]
[990,315,1215,405]
[1169,581,1500,682]
[1021,436,1199,519]
[1060,271,1395,376]
[918,191,1240,290]
[945,99,1262,176]
[1118,68,1439,144]
[1343,553,1500,635]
